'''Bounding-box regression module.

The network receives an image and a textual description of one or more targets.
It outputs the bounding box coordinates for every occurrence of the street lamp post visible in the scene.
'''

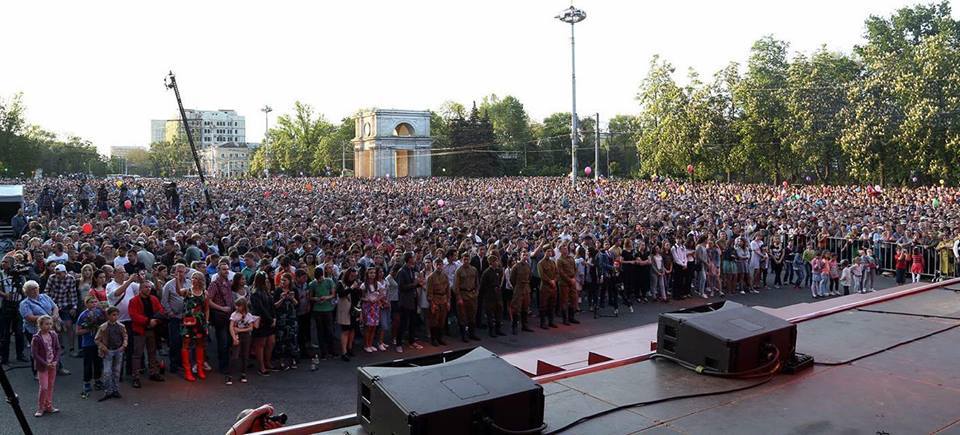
[261,105,273,177]
[557,5,586,188]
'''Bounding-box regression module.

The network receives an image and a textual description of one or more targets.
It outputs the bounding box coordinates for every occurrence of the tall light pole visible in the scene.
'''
[261,105,273,177]
[557,5,586,188]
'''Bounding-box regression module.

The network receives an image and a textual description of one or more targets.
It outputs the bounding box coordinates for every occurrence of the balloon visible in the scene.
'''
[912,177,918,183]
[115,180,123,188]
[940,179,946,185]
[263,191,271,198]
[584,166,592,175]
[437,199,445,207]
[874,184,881,192]
[805,176,812,182]
[782,181,788,188]
[686,164,694,174]
[123,199,132,209]
[81,223,93,234]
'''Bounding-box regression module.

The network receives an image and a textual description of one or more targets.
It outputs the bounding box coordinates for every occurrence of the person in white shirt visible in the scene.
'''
[670,238,689,299]
[105,267,141,378]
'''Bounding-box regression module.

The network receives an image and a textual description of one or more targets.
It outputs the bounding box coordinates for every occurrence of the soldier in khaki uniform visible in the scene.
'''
[426,258,451,347]
[480,255,505,337]
[510,250,534,334]
[557,243,581,325]
[537,246,559,329]
[454,252,481,342]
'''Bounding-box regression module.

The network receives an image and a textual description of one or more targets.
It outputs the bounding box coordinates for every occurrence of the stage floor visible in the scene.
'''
[314,284,960,435]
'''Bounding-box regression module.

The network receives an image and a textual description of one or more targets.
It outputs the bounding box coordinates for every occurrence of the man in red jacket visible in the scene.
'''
[128,279,165,387]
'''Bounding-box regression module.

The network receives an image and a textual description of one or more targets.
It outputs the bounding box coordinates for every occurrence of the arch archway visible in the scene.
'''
[393,122,415,137]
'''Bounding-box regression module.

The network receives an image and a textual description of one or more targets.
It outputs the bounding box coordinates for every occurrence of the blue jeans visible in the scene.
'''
[167,318,182,372]
[811,273,824,297]
[793,265,806,286]
[102,348,123,395]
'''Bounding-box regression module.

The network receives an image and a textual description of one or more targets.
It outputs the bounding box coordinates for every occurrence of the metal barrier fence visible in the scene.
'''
[761,234,957,280]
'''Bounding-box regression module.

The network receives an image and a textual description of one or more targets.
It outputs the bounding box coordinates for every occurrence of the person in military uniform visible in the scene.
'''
[510,250,534,334]
[537,245,558,329]
[479,255,505,337]
[453,252,481,342]
[426,258,451,347]
[557,242,580,325]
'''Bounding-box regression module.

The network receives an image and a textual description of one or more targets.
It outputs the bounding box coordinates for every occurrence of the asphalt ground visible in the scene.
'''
[0,275,900,435]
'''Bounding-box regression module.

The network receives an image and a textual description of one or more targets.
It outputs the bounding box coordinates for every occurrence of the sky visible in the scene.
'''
[1,0,950,156]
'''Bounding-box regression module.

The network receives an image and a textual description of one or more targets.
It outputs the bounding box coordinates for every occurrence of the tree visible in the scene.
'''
[605,114,640,177]
[635,55,695,177]
[783,48,860,182]
[447,104,501,177]
[266,101,335,175]
[149,136,192,177]
[479,94,533,174]
[733,36,793,183]
[312,116,355,176]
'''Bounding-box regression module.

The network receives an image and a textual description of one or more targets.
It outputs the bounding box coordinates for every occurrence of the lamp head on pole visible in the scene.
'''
[261,105,273,114]
[556,6,586,24]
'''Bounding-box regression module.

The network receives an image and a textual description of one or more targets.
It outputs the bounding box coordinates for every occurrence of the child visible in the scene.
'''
[76,296,106,399]
[851,258,864,294]
[227,297,259,385]
[31,315,60,417]
[910,247,924,283]
[95,306,127,401]
[839,260,851,296]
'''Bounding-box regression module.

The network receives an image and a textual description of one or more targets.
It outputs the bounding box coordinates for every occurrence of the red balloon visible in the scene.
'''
[782,180,789,187]
[123,199,132,209]
[82,223,93,234]
[686,164,694,174]
[584,166,592,175]
[263,191,272,198]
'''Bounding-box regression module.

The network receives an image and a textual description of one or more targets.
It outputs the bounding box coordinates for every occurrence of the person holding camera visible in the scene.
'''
[128,279,165,388]
[0,256,27,366]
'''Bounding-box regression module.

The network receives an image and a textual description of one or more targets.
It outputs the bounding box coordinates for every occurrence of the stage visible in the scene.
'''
[266,280,960,435]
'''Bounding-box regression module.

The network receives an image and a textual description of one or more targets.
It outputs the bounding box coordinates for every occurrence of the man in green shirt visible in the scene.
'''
[240,253,257,285]
[308,265,337,365]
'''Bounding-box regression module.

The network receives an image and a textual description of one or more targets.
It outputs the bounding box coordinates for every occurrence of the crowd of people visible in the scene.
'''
[2,175,959,418]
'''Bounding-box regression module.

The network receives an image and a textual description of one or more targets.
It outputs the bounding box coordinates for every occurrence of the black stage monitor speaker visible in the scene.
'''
[357,347,544,435]
[657,301,796,374]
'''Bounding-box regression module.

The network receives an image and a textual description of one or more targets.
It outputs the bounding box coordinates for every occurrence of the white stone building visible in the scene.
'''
[151,109,246,148]
[352,109,432,178]
[201,142,251,178]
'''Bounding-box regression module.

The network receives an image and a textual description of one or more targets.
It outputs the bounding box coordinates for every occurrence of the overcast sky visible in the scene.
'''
[2,0,946,156]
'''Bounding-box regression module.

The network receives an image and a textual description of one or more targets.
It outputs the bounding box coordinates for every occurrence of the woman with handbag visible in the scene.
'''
[179,273,209,382]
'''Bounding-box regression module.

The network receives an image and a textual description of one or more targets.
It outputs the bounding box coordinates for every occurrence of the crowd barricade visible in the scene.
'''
[757,234,958,281]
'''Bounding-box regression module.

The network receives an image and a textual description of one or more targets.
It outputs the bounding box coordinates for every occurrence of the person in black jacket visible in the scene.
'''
[394,252,423,352]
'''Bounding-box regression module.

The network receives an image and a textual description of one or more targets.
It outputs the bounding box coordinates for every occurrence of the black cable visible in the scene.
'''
[543,374,776,435]
[483,418,548,434]
[650,347,782,378]
[814,321,960,366]
[544,346,783,434]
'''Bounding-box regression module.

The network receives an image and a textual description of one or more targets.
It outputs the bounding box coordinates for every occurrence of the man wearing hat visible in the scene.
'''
[453,252,480,342]
[426,258,450,346]
[537,245,559,329]
[45,264,79,359]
